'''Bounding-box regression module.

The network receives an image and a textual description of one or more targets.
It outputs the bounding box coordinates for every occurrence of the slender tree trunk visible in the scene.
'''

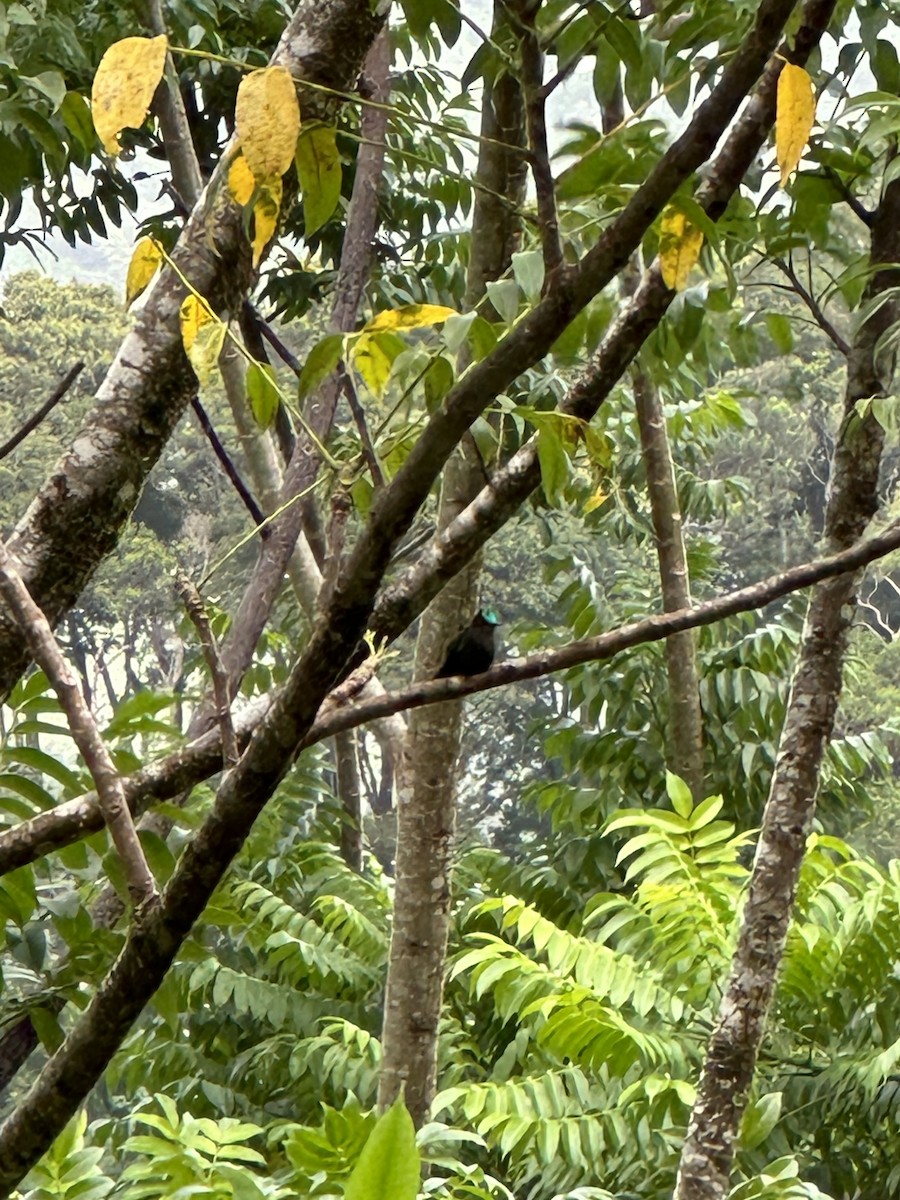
[377,2,527,1125]
[335,729,363,872]
[674,169,900,1200]
[633,364,705,799]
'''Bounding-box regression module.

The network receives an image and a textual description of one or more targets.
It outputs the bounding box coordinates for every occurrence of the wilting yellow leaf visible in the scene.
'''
[659,207,704,292]
[180,294,226,386]
[363,304,457,333]
[252,177,282,267]
[776,63,815,187]
[227,153,256,207]
[235,66,300,183]
[91,35,167,156]
[125,237,163,308]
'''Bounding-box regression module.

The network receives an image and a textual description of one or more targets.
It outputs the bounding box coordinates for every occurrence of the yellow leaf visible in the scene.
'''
[584,483,607,514]
[125,237,163,308]
[363,304,457,333]
[352,333,393,398]
[776,63,815,187]
[235,66,300,183]
[252,177,282,268]
[180,294,225,387]
[227,153,256,207]
[659,207,704,292]
[91,35,167,156]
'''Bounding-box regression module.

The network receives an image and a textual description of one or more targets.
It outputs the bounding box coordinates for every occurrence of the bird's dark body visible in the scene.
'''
[435,612,497,678]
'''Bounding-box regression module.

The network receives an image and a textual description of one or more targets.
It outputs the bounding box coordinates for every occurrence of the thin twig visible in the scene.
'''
[823,166,874,227]
[0,542,157,908]
[341,372,385,488]
[773,257,850,355]
[0,364,84,462]
[175,574,239,767]
[189,397,269,535]
[250,308,303,376]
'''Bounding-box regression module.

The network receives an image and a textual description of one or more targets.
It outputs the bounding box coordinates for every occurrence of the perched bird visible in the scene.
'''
[435,609,500,678]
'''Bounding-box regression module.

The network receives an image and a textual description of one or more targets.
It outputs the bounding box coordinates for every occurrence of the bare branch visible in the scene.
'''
[341,371,385,489]
[511,1,563,280]
[0,543,157,908]
[773,256,850,355]
[175,574,238,767]
[189,398,268,535]
[0,363,84,462]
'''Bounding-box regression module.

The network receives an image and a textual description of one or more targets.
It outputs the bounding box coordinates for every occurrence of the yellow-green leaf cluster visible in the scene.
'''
[91,35,167,156]
[776,64,815,186]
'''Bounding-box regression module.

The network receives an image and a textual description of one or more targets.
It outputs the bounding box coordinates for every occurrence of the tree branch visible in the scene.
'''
[3,514,900,880]
[0,543,157,908]
[0,363,84,462]
[175,574,238,767]
[773,256,849,355]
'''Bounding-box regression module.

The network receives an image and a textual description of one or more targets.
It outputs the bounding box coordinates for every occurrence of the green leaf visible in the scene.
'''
[297,332,343,401]
[246,361,279,429]
[296,123,342,236]
[666,771,693,818]
[765,311,794,355]
[537,424,568,505]
[740,1091,783,1150]
[344,1099,419,1200]
[512,249,544,303]
[485,279,519,325]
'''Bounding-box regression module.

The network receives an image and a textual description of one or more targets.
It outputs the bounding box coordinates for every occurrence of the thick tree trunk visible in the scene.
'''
[674,170,900,1200]
[377,5,527,1125]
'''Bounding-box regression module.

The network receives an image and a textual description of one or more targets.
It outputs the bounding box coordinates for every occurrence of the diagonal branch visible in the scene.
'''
[3,511,900,880]
[0,363,85,463]
[0,543,157,908]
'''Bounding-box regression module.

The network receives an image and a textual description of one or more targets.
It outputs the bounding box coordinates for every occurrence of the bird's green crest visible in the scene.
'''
[481,607,500,625]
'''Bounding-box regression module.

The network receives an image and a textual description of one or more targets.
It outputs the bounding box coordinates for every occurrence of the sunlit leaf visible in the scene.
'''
[659,206,704,292]
[91,35,167,156]
[227,153,256,207]
[363,304,456,333]
[180,294,226,387]
[776,64,815,186]
[235,66,300,183]
[125,237,163,309]
[252,177,281,267]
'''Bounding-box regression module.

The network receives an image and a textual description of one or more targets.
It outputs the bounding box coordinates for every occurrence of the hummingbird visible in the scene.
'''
[435,609,500,678]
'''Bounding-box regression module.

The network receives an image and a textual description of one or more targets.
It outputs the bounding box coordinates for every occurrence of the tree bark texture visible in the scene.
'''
[377,7,527,1125]
[674,171,900,1200]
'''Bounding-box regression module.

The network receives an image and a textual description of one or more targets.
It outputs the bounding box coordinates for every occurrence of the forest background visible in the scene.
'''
[2,1,900,1199]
